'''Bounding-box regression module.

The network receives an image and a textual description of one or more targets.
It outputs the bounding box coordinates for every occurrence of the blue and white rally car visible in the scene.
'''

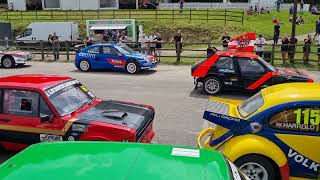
[75,44,158,74]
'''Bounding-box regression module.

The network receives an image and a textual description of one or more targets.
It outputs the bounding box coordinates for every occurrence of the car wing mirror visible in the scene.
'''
[118,53,123,56]
[40,114,53,123]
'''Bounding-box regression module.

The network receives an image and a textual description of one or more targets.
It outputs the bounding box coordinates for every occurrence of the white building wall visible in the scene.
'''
[7,0,26,11]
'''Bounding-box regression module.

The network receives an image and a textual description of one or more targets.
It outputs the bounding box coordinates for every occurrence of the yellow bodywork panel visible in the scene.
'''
[218,134,288,167]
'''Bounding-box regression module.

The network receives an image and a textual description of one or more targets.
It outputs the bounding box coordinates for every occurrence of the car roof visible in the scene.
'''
[0,74,72,91]
[0,142,231,180]
[90,43,125,47]
[217,51,259,59]
[259,83,320,111]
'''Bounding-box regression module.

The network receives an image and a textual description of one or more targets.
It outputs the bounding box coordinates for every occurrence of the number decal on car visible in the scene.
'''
[294,109,320,126]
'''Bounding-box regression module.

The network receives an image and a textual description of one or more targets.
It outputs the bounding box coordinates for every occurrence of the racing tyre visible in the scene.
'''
[203,76,222,95]
[79,59,90,72]
[1,56,15,68]
[126,60,140,74]
[235,155,277,180]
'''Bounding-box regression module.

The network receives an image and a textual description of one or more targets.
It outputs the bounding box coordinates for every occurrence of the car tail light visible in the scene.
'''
[308,78,314,82]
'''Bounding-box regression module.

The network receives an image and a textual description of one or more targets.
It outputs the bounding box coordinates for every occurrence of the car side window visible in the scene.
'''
[40,97,53,117]
[103,46,119,55]
[3,90,40,117]
[238,58,266,74]
[214,57,234,71]
[87,46,100,54]
[269,107,320,133]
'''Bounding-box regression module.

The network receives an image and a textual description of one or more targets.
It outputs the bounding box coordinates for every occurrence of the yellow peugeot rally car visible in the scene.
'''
[198,83,320,180]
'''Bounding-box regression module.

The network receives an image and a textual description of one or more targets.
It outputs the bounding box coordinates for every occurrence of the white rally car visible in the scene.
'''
[0,46,32,68]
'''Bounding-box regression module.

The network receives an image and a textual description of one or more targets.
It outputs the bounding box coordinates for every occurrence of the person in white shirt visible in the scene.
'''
[149,33,157,56]
[138,34,149,54]
[255,34,267,57]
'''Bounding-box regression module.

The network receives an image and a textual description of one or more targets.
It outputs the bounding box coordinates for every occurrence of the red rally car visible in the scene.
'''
[0,74,155,151]
[191,51,314,95]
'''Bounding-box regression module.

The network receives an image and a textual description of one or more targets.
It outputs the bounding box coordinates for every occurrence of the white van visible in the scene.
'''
[17,22,79,45]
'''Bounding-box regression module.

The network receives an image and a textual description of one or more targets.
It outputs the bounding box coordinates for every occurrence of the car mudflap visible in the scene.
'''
[200,97,250,147]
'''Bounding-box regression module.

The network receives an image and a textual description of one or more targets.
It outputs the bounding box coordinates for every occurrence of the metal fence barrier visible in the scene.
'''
[0,40,319,68]
[0,9,244,24]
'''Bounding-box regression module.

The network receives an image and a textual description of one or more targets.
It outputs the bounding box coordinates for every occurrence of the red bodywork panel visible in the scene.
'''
[0,74,155,151]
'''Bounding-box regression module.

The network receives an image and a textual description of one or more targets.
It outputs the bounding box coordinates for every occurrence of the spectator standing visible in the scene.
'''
[273,22,281,45]
[221,33,231,51]
[281,35,289,64]
[149,33,157,56]
[47,34,52,57]
[300,0,304,12]
[276,0,281,12]
[288,36,298,63]
[179,0,184,12]
[289,6,293,15]
[51,32,60,61]
[119,32,128,43]
[303,35,312,65]
[83,36,92,46]
[317,35,320,65]
[138,34,149,54]
[314,18,320,39]
[254,34,266,57]
[155,33,163,61]
[171,30,183,53]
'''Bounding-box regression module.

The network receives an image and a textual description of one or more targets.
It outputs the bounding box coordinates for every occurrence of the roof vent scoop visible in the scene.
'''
[101,110,128,120]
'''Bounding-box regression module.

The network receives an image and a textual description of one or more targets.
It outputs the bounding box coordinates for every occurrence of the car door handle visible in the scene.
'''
[0,118,10,122]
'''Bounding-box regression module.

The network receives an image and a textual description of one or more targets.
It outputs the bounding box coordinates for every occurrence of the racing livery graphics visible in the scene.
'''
[74,43,158,74]
[191,51,314,95]
[0,74,155,151]
[0,46,32,68]
[198,83,320,180]
[0,142,250,180]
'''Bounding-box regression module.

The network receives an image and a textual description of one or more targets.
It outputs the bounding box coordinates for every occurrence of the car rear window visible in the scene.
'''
[238,92,264,118]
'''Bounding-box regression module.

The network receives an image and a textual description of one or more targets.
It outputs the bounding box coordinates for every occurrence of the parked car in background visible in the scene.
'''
[0,46,32,68]
[198,83,320,180]
[0,142,250,180]
[0,74,155,151]
[16,22,79,46]
[75,44,158,74]
[191,51,314,95]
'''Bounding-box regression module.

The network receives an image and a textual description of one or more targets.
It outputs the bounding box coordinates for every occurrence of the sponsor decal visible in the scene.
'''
[40,134,63,142]
[210,112,241,122]
[171,148,200,158]
[80,85,89,92]
[72,124,86,132]
[288,148,319,172]
[79,52,96,59]
[294,109,320,126]
[108,59,126,67]
[45,80,79,97]
[275,122,317,132]
[68,136,75,141]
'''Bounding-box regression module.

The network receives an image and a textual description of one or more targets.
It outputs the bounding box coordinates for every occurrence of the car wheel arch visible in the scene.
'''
[220,135,288,172]
[1,55,15,68]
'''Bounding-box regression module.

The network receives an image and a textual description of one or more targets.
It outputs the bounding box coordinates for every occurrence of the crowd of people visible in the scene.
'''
[138,32,163,61]
[247,5,270,15]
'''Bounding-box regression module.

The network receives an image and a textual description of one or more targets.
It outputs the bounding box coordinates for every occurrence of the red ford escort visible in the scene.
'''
[0,74,155,151]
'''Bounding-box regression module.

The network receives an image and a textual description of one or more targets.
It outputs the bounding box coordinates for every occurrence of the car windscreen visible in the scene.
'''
[238,92,264,118]
[116,45,134,55]
[258,57,276,72]
[45,80,95,116]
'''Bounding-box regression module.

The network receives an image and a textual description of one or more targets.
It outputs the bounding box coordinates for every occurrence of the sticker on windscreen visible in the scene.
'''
[45,80,79,97]
[171,148,200,158]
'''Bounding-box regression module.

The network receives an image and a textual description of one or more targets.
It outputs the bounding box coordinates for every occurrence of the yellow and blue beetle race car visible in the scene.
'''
[198,83,320,180]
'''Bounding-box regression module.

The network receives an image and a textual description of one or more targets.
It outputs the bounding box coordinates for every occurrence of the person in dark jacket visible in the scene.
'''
[273,22,280,45]
[288,36,298,63]
[51,32,60,61]
[303,35,312,65]
[281,35,289,64]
